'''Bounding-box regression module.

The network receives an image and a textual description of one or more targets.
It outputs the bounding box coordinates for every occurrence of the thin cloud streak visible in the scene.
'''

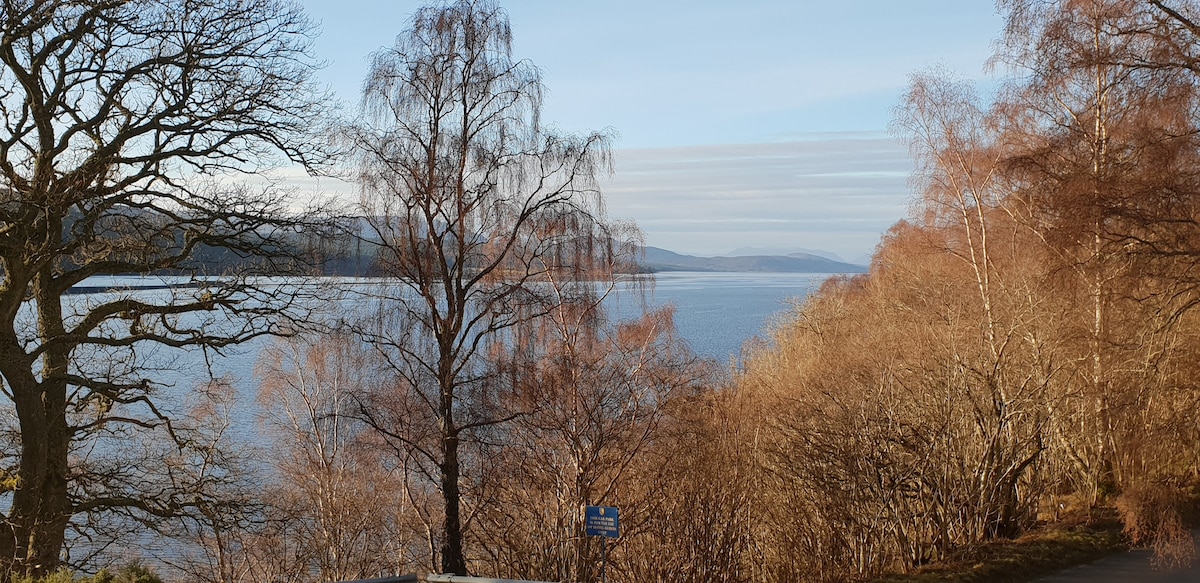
[268,134,917,265]
[602,133,915,261]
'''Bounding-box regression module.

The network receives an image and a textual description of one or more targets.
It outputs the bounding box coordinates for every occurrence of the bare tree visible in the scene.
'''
[995,0,1200,510]
[0,0,330,576]
[251,334,422,582]
[348,0,625,575]
[621,384,755,583]
[477,303,711,582]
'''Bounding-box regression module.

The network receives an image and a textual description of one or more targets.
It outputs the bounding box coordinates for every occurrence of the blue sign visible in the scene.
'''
[585,505,620,538]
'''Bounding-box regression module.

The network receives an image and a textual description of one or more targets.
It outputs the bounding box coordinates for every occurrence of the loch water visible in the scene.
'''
[72,271,841,388]
[613,271,835,361]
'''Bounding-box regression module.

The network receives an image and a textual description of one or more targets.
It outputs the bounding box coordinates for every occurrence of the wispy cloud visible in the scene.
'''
[267,133,917,264]
[601,133,915,261]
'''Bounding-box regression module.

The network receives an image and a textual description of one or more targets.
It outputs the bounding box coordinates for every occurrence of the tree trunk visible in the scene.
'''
[439,342,466,576]
[4,272,72,578]
[10,376,71,578]
[440,430,465,575]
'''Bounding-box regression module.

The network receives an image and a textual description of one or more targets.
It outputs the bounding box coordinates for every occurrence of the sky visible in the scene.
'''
[294,0,1006,262]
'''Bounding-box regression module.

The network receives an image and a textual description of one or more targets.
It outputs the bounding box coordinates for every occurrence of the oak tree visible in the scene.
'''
[0,0,330,576]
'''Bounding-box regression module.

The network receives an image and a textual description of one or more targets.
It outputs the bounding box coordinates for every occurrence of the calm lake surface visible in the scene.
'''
[616,271,834,361]
[72,272,840,388]
[56,271,843,469]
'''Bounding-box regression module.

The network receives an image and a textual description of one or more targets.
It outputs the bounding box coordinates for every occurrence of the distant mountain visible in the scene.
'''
[724,246,847,262]
[640,247,866,273]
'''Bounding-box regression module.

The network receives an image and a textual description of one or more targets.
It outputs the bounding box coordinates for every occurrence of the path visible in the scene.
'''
[1034,533,1200,583]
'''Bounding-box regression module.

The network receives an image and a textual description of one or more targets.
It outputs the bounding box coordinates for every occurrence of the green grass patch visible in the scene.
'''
[869,520,1127,583]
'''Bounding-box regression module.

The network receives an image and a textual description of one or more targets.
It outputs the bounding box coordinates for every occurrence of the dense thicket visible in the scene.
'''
[686,1,1200,581]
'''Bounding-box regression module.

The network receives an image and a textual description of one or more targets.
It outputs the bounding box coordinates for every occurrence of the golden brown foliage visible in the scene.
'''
[689,2,1200,581]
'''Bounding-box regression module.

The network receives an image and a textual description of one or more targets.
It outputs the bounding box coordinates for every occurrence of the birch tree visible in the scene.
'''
[349,0,625,574]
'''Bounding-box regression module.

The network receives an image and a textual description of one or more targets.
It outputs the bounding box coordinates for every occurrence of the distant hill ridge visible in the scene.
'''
[640,246,866,273]
[725,246,846,262]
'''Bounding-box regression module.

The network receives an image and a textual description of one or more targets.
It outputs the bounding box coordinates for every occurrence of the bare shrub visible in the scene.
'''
[1116,482,1196,568]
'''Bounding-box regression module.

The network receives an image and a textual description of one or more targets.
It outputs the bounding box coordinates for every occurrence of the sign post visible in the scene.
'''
[584,506,619,583]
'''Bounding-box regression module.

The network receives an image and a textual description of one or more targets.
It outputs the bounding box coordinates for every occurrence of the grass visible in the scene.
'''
[868,517,1128,583]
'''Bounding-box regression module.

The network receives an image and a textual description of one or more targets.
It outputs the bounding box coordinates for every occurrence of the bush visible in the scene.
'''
[1116,482,1196,568]
[11,568,75,583]
[13,563,163,583]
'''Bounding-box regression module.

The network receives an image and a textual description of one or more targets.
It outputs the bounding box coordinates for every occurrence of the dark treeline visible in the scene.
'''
[191,217,383,277]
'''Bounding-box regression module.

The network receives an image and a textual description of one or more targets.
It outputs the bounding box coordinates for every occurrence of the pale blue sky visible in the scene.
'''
[296,0,1005,260]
